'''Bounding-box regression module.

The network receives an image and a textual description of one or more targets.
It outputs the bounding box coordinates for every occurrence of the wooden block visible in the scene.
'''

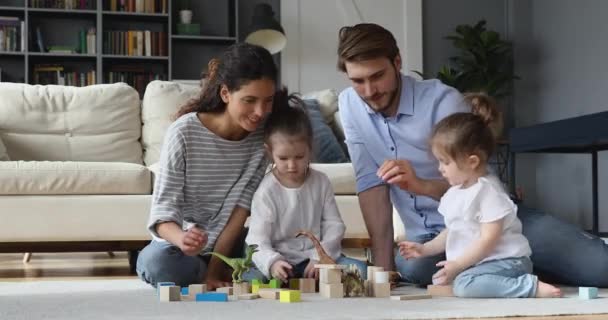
[320,268,342,284]
[366,266,384,282]
[299,278,316,293]
[156,282,176,296]
[216,286,233,295]
[188,284,206,296]
[289,278,300,290]
[268,278,282,288]
[280,290,301,303]
[375,271,389,284]
[233,282,250,296]
[427,285,454,297]
[390,294,432,301]
[314,264,346,269]
[579,287,599,299]
[159,285,181,302]
[319,283,344,298]
[258,288,281,299]
[195,292,228,302]
[364,280,371,297]
[237,293,260,300]
[373,283,390,298]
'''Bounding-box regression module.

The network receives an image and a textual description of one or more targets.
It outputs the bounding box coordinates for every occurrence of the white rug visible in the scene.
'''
[0,279,607,320]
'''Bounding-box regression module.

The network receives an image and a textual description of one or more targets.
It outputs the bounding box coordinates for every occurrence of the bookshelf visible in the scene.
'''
[0,0,279,94]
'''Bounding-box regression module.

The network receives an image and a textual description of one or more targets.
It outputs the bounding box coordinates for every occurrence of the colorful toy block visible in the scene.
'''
[195,292,228,302]
[579,287,599,300]
[268,278,282,288]
[289,278,300,290]
[280,290,301,303]
[181,287,189,295]
[427,285,454,297]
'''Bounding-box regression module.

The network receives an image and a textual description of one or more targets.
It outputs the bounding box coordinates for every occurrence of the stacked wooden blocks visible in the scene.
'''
[365,266,390,298]
[316,264,345,298]
[289,278,316,293]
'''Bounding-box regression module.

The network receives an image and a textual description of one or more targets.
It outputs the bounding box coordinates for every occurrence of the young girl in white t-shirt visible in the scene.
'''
[399,93,562,298]
[244,90,367,282]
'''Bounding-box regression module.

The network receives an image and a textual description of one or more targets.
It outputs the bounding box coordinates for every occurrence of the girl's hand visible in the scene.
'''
[432,260,463,285]
[179,227,208,256]
[398,241,426,259]
[303,259,319,279]
[270,260,293,282]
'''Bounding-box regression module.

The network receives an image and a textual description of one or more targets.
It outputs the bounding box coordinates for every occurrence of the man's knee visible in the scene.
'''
[137,243,202,287]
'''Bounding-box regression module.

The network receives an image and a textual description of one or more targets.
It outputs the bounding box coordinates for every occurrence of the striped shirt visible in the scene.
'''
[147,112,268,253]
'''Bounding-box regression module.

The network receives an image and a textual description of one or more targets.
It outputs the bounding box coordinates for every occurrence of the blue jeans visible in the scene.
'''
[242,255,368,282]
[453,257,537,298]
[136,240,207,288]
[395,205,608,287]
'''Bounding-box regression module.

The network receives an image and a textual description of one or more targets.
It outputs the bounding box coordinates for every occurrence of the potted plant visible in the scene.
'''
[179,0,192,24]
[418,20,518,99]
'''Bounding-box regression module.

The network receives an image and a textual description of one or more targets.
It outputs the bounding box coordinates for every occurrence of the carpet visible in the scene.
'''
[0,279,607,320]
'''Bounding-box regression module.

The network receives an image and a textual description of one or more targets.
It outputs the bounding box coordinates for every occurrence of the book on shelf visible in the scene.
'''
[105,65,165,96]
[29,0,95,10]
[33,64,95,86]
[106,0,167,14]
[0,17,25,52]
[104,30,166,56]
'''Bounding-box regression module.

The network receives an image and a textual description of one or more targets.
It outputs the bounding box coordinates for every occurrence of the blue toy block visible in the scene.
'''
[181,287,189,295]
[195,292,229,302]
[579,287,598,300]
[157,282,176,296]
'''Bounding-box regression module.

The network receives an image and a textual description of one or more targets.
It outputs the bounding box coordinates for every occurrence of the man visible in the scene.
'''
[337,23,608,286]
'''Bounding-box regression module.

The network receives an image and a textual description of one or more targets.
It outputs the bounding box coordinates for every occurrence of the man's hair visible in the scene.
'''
[337,23,399,72]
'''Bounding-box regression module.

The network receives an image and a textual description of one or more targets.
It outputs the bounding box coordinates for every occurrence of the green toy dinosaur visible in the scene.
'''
[203,244,259,283]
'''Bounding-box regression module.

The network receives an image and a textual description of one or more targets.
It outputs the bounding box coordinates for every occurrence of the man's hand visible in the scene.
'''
[432,260,464,285]
[303,260,319,279]
[377,159,424,194]
[398,241,426,259]
[179,227,208,256]
[270,260,293,282]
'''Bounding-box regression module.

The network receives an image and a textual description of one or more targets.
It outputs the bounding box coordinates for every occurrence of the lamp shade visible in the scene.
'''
[245,3,286,54]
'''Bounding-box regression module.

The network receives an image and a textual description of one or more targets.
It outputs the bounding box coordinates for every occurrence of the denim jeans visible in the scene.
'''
[394,233,445,286]
[136,240,207,288]
[241,255,368,282]
[395,204,608,287]
[453,257,536,298]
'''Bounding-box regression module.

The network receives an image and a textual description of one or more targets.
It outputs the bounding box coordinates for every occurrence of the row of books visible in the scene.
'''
[105,68,166,96]
[103,30,167,57]
[32,65,96,86]
[0,17,25,52]
[29,0,95,10]
[106,0,168,14]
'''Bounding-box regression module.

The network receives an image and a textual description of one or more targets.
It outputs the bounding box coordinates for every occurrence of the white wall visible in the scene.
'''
[280,0,422,94]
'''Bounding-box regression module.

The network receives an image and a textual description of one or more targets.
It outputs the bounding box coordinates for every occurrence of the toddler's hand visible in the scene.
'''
[432,260,463,285]
[398,241,425,259]
[303,259,319,279]
[270,260,293,282]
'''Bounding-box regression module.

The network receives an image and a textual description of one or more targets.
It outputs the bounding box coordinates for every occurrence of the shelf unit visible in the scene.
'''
[0,0,279,93]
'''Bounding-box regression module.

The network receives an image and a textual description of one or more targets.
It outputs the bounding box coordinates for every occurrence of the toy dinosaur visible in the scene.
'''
[203,244,259,283]
[295,230,365,297]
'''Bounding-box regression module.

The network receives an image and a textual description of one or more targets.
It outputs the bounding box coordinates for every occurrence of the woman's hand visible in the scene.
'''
[179,227,208,256]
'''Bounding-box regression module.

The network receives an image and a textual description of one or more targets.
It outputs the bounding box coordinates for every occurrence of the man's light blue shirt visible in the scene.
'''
[339,74,470,238]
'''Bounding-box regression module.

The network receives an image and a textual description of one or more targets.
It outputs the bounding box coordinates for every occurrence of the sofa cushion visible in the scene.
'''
[305,99,349,163]
[0,136,8,161]
[0,83,142,164]
[0,161,151,195]
[310,163,356,194]
[141,80,200,166]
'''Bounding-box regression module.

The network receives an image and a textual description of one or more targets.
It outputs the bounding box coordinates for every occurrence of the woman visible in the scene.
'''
[136,43,277,290]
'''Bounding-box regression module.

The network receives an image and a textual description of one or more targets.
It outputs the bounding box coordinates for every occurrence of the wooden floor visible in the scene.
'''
[0,252,605,320]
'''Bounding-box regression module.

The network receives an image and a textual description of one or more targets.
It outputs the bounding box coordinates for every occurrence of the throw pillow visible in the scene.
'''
[303,99,349,163]
[0,136,9,161]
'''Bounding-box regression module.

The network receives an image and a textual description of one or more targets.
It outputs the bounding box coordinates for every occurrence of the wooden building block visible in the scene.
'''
[579,287,599,299]
[320,268,342,284]
[280,290,301,303]
[299,278,316,293]
[319,283,344,298]
[233,282,250,296]
[366,266,384,282]
[427,285,454,297]
[216,286,233,295]
[195,292,228,302]
[189,284,206,296]
[364,280,371,297]
[289,278,300,290]
[237,293,260,300]
[373,283,390,298]
[156,282,176,296]
[268,278,282,288]
[375,271,389,284]
[258,288,281,299]
[390,294,432,301]
[159,285,181,302]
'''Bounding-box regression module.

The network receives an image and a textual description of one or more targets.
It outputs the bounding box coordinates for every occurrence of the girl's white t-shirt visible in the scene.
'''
[438,174,531,264]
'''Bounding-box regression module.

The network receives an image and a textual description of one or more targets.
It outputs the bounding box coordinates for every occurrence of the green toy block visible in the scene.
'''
[269,279,281,288]
[289,279,300,290]
[280,290,301,303]
[251,279,262,286]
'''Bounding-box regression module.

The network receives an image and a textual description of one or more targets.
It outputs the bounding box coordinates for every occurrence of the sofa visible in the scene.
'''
[0,81,405,268]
